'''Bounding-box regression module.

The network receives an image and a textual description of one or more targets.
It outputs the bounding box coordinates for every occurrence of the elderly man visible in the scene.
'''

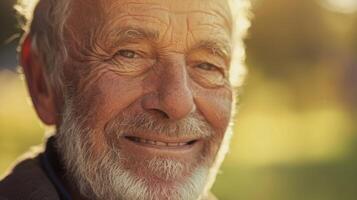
[0,0,250,199]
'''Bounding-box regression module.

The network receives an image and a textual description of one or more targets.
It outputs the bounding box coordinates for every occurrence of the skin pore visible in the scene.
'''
[24,0,234,199]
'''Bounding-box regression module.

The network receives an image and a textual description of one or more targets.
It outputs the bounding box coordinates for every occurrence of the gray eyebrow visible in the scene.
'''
[109,26,231,61]
[191,39,232,62]
[112,26,160,42]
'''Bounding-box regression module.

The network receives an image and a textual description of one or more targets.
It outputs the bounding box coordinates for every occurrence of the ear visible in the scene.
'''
[21,35,58,125]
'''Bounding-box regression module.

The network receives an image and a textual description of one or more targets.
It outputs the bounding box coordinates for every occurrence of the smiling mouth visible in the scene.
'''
[124,136,198,148]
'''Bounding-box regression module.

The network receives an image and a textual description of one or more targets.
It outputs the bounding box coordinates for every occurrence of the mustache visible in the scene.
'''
[104,110,215,139]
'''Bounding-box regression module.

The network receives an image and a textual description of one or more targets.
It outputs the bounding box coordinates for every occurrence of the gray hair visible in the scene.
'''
[16,0,71,92]
[16,0,251,89]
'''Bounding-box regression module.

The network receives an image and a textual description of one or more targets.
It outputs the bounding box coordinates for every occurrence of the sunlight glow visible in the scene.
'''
[14,0,39,22]
[319,0,357,14]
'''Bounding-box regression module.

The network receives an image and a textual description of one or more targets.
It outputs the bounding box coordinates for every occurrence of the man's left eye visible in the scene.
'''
[117,50,139,59]
[196,62,219,71]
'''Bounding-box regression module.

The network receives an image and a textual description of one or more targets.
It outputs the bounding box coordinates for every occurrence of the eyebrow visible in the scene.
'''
[190,39,232,62]
[110,26,231,61]
[112,26,160,43]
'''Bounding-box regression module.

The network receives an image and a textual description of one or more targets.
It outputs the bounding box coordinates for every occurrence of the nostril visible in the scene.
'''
[142,93,170,118]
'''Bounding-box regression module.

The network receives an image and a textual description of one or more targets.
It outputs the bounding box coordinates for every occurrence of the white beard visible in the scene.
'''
[54,98,227,200]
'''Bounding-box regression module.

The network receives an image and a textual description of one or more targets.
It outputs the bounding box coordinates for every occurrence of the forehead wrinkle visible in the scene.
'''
[124,1,171,12]
[120,14,170,27]
[104,13,169,31]
[194,23,230,36]
[81,0,232,56]
[123,0,231,30]
[170,9,222,17]
[207,0,233,33]
[105,1,170,26]
[185,16,191,55]
[167,2,232,25]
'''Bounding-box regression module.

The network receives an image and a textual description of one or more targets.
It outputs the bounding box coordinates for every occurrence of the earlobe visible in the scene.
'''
[21,35,58,125]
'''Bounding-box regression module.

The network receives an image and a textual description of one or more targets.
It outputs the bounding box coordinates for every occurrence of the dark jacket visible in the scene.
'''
[0,138,69,200]
[0,153,60,200]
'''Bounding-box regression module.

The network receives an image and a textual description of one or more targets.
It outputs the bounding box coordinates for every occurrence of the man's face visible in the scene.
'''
[56,0,233,199]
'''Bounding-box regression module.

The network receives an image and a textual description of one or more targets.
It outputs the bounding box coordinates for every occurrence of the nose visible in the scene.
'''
[142,54,195,120]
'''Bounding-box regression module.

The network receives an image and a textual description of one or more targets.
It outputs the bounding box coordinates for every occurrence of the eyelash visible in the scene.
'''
[196,62,225,76]
[113,49,225,76]
[196,62,218,71]
[117,49,139,59]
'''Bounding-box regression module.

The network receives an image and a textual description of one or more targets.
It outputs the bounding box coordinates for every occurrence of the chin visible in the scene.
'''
[115,165,209,200]
[106,152,210,200]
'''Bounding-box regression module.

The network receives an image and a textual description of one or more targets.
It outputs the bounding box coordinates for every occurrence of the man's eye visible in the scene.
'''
[117,50,138,59]
[196,62,219,71]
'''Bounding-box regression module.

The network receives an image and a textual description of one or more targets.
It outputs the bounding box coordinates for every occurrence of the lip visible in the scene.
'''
[116,132,204,182]
[121,133,202,152]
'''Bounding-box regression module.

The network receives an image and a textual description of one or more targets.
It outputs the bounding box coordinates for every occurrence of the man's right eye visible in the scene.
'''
[117,50,138,59]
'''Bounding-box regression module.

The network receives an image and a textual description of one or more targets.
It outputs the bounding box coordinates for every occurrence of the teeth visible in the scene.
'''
[130,137,189,147]
[156,141,167,146]
[148,140,156,145]
[168,143,179,147]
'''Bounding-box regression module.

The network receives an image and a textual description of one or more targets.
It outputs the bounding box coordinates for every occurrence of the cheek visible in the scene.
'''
[193,86,232,163]
[70,70,148,155]
[74,70,145,129]
[194,85,232,133]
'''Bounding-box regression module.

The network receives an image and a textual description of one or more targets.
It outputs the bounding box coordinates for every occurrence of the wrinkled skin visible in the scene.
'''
[23,0,234,199]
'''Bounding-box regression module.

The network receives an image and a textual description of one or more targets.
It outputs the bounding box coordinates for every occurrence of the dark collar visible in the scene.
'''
[40,137,72,200]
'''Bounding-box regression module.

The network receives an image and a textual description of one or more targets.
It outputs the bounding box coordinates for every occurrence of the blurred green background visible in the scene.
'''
[1,0,357,199]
